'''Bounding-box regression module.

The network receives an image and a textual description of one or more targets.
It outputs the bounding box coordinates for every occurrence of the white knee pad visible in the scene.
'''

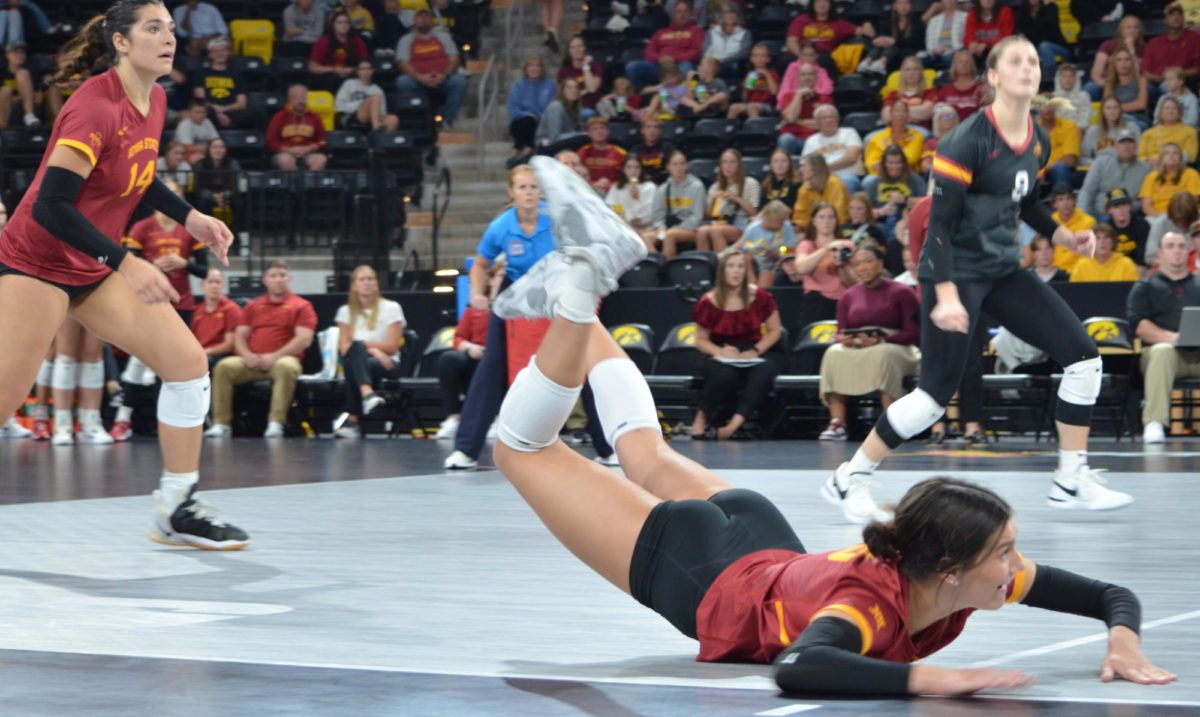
[588,358,662,448]
[498,357,582,452]
[36,360,53,387]
[157,375,211,428]
[1058,356,1103,406]
[78,360,105,390]
[886,388,946,440]
[52,356,77,391]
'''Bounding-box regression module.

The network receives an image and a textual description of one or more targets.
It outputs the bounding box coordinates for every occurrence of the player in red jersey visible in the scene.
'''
[486,156,1174,697]
[0,0,248,549]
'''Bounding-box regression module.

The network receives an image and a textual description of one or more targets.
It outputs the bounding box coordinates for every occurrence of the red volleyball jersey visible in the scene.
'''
[695,544,1026,664]
[191,296,242,350]
[0,68,167,286]
[124,216,204,311]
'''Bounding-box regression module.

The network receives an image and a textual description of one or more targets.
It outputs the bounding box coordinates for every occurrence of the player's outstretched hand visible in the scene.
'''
[1101,629,1177,685]
[931,298,969,333]
[186,211,234,266]
[119,254,181,305]
[911,665,1035,696]
[1053,226,1096,258]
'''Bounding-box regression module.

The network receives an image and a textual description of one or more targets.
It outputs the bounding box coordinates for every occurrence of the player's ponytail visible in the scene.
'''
[54,0,165,85]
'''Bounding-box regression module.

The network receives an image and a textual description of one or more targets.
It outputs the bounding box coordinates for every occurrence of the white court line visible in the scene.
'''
[968,608,1200,668]
[755,706,821,715]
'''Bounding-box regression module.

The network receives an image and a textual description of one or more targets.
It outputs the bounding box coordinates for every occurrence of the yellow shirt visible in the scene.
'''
[792,175,849,228]
[1046,118,1081,165]
[864,128,925,175]
[1139,167,1200,215]
[1069,254,1140,282]
[1050,208,1096,271]
[1138,123,1199,164]
[341,4,375,31]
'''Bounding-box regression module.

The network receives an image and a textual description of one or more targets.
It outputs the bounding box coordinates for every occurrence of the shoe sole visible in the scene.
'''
[148,530,250,551]
[445,463,478,470]
[1045,496,1134,511]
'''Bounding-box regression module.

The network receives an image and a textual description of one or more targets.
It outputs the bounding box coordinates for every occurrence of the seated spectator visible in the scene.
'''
[555,149,594,188]
[1129,231,1200,443]
[1102,47,1149,128]
[818,243,919,441]
[920,102,959,175]
[730,200,797,287]
[1145,192,1198,265]
[40,49,81,124]
[882,55,936,127]
[625,2,704,90]
[937,49,988,121]
[641,149,704,258]
[784,202,858,328]
[780,42,835,98]
[558,35,603,116]
[373,0,405,55]
[1139,143,1200,219]
[337,0,374,38]
[1069,223,1140,282]
[792,154,848,230]
[0,42,37,127]
[1016,0,1070,77]
[759,148,801,211]
[1139,96,1198,168]
[1105,188,1151,268]
[596,77,643,123]
[606,155,656,231]
[332,265,405,438]
[192,37,251,129]
[993,235,1065,373]
[283,0,326,48]
[776,63,830,155]
[207,261,317,439]
[862,0,924,74]
[335,60,400,130]
[963,0,1013,62]
[534,77,582,150]
[1153,67,1199,127]
[267,84,329,172]
[123,179,207,321]
[924,0,966,70]
[1078,129,1149,219]
[1048,182,1095,272]
[863,144,926,242]
[193,137,241,226]
[507,56,556,166]
[1086,15,1144,100]
[678,57,729,118]
[1082,96,1140,163]
[1139,2,1200,87]
[1026,233,1071,282]
[642,63,688,120]
[156,142,193,188]
[726,43,779,121]
[1034,94,1080,186]
[578,116,627,192]
[190,268,241,371]
[175,99,220,163]
[800,104,863,193]
[697,148,761,252]
[690,250,784,440]
[785,0,858,59]
[840,191,887,246]
[311,10,370,93]
[864,101,924,175]
[1053,63,1091,130]
[173,0,228,56]
[703,7,751,80]
[630,115,675,183]
[436,262,504,441]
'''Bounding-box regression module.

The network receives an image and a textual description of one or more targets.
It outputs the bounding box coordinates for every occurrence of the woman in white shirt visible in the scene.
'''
[924,0,966,70]
[605,155,657,231]
[333,265,407,437]
[336,60,400,131]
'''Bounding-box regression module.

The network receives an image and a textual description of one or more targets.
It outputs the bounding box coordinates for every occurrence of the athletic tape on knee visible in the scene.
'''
[498,357,582,452]
[880,388,945,443]
[1056,356,1102,426]
[588,357,661,447]
[37,360,53,387]
[78,360,105,390]
[52,356,77,391]
[157,375,211,428]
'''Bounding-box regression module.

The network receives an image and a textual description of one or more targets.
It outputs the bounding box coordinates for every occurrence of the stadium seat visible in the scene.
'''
[307,90,336,131]
[682,118,737,159]
[221,129,268,169]
[743,155,770,181]
[687,158,717,185]
[231,20,275,63]
[652,322,705,377]
[609,323,657,374]
[834,73,875,114]
[369,131,423,187]
[842,111,882,138]
[660,120,691,146]
[733,116,779,157]
[789,319,838,374]
[751,4,794,41]
[607,120,638,149]
[271,56,310,89]
[231,54,270,91]
[326,130,370,169]
[619,254,666,288]
[665,250,717,288]
[843,0,885,26]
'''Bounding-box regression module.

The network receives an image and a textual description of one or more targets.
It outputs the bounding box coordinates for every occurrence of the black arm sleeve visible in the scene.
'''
[924,177,967,284]
[187,247,209,279]
[140,176,196,226]
[32,166,128,271]
[1022,563,1142,635]
[774,617,912,696]
[1018,191,1060,240]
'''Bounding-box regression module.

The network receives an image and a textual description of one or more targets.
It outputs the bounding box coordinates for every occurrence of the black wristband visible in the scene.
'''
[33,166,128,271]
[142,177,196,226]
[1023,563,1142,635]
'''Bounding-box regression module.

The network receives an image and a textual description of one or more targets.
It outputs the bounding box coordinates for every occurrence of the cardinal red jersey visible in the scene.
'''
[578,143,627,186]
[0,68,167,286]
[191,296,242,350]
[695,544,1026,664]
[124,216,204,311]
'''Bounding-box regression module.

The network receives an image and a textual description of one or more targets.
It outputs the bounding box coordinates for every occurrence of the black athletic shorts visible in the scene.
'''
[0,260,107,302]
[629,488,806,639]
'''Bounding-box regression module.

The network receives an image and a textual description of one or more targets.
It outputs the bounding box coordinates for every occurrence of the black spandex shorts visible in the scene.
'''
[0,260,107,301]
[629,488,806,639]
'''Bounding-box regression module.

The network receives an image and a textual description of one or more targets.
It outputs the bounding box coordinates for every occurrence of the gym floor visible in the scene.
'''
[0,436,1196,716]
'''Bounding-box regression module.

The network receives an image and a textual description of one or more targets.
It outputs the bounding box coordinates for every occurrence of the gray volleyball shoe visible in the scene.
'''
[492,250,614,320]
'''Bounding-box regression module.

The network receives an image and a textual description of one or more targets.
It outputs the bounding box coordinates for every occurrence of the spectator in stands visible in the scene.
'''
[373,0,405,55]
[864,100,923,175]
[337,0,374,38]
[596,77,642,122]
[1104,188,1151,268]
[558,35,603,116]
[924,0,966,70]
[781,41,835,98]
[937,49,987,121]
[731,200,797,287]
[1027,233,1070,282]
[690,249,784,440]
[776,63,829,155]
[156,142,193,188]
[881,55,936,127]
[1069,222,1140,282]
[800,104,863,193]
[208,261,317,439]
[1085,15,1144,100]
[1146,192,1199,265]
[173,0,228,57]
[840,190,887,246]
[267,83,329,171]
[1053,63,1091,130]
[642,62,688,120]
[1139,96,1198,167]
[1153,68,1198,129]
[991,235,1064,375]
[578,116,626,192]
[625,2,704,90]
[191,269,241,371]
[1082,96,1140,163]
[539,0,562,53]
[863,144,925,245]
[727,43,779,121]
[697,148,761,252]
[555,150,593,192]
[862,0,925,74]
[679,57,729,118]
[175,99,220,164]
[785,202,858,329]
[963,0,1013,61]
[642,149,704,258]
[703,7,751,80]
[0,42,37,128]
[283,0,326,47]
[1078,130,1150,219]
[607,155,656,231]
[1140,143,1200,218]
[792,154,848,230]
[920,102,959,175]
[1015,0,1070,76]
[192,37,250,129]
[311,10,370,93]
[1103,46,1149,128]
[1130,231,1200,443]
[436,261,503,441]
[507,56,555,167]
[40,49,80,124]
[817,242,919,441]
[1034,95,1080,186]
[534,77,582,149]
[630,115,674,183]
[336,60,400,130]
[193,137,241,226]
[759,149,801,211]
[332,265,405,438]
[1141,2,1200,86]
[785,0,859,58]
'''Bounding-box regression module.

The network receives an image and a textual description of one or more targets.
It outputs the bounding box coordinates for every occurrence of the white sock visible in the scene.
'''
[33,405,48,421]
[54,408,72,432]
[1058,449,1087,480]
[116,406,134,422]
[78,408,102,429]
[160,470,199,511]
[554,260,599,324]
[846,448,880,478]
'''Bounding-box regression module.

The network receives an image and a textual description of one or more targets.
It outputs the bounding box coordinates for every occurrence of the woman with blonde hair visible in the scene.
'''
[758,148,801,211]
[606,155,657,231]
[792,154,849,230]
[697,148,761,252]
[881,55,936,127]
[332,264,406,437]
[1139,143,1200,218]
[1086,15,1144,100]
[507,55,556,167]
[1102,46,1148,128]
[731,199,797,287]
[1138,96,1198,169]
[1081,96,1140,161]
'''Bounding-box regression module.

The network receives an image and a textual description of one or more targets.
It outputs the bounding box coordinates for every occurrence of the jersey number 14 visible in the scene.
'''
[119,161,156,198]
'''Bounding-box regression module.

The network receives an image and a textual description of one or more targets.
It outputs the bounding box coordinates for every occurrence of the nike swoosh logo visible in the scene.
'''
[1053,481,1077,497]
[834,472,871,500]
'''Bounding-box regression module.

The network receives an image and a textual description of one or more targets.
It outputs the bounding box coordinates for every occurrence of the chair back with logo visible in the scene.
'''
[609,323,657,374]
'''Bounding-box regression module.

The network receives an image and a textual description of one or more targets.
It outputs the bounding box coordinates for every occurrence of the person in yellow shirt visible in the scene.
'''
[1035,95,1080,187]
[338,0,376,33]
[1069,223,1141,282]
[1138,97,1199,167]
[1049,182,1096,272]
[791,154,849,229]
[1138,142,1200,218]
[863,100,924,175]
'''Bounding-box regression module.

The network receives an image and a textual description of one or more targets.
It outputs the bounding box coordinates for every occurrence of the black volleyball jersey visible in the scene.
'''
[921,107,1053,283]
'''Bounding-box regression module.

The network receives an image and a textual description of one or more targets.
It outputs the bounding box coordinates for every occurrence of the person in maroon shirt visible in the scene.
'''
[937,50,989,121]
[1141,2,1200,84]
[308,10,369,92]
[963,0,1014,61]
[786,0,859,57]
[689,250,784,440]
[556,35,603,111]
[190,267,241,368]
[266,83,329,171]
[577,116,627,192]
[435,262,503,441]
[122,178,207,319]
[726,43,780,120]
[624,2,704,90]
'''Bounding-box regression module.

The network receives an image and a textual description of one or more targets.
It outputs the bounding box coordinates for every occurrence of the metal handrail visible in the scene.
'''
[429,166,452,270]
[395,247,421,290]
[476,53,500,172]
[474,0,530,170]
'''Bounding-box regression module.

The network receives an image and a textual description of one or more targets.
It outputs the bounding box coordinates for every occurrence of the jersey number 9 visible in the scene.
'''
[1011,170,1030,203]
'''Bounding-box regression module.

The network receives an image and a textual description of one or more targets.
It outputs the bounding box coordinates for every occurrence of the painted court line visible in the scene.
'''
[755,705,821,715]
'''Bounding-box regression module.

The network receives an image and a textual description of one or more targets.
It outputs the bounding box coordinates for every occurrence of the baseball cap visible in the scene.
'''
[1106,188,1133,208]
[1113,127,1138,143]
[1050,181,1075,197]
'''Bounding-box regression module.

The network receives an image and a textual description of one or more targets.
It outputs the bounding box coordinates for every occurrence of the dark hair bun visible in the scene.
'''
[862,522,902,562]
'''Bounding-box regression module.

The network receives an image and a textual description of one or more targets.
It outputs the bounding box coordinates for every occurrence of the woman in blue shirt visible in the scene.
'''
[507,56,557,169]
